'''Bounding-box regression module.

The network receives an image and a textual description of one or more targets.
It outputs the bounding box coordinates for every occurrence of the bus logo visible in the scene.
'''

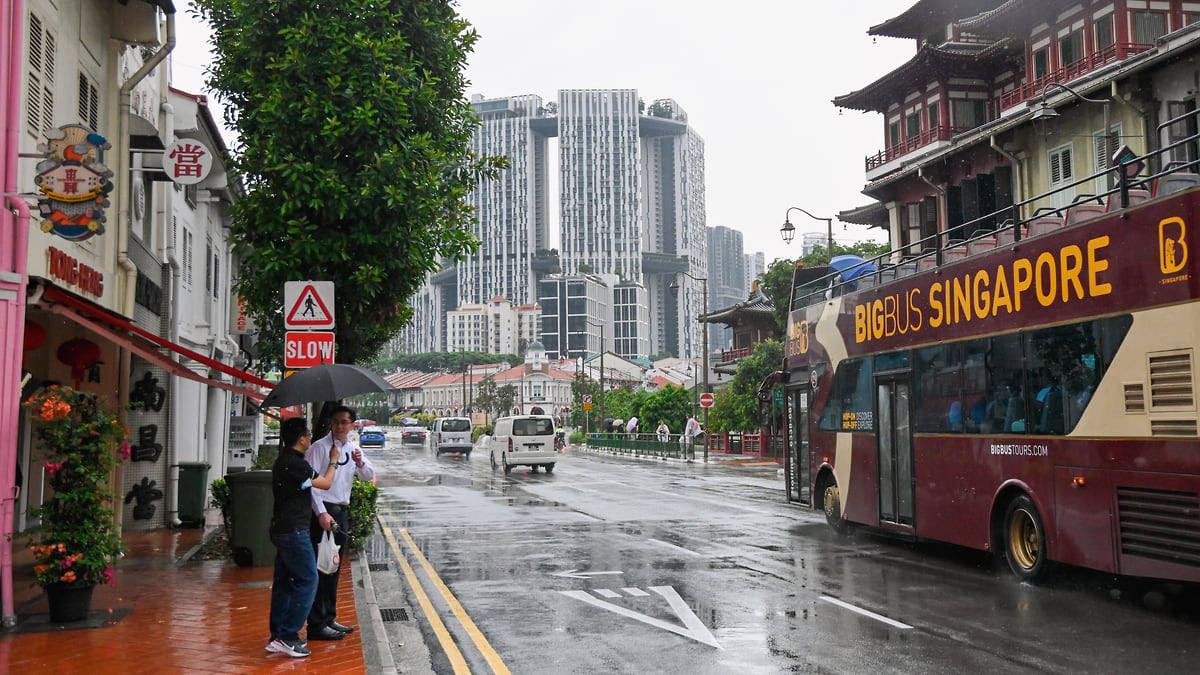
[1159,217,1188,275]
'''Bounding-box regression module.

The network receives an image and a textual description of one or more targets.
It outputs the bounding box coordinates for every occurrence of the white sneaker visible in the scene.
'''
[267,638,311,658]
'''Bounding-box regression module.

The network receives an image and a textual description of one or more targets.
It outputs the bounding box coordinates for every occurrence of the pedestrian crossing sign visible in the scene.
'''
[284,281,335,329]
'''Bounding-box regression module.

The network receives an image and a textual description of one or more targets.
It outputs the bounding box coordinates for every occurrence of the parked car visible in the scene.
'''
[432,417,473,456]
[401,426,427,445]
[488,415,557,474]
[358,425,386,448]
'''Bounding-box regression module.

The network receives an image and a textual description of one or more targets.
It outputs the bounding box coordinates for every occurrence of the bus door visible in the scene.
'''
[785,383,811,505]
[876,376,914,528]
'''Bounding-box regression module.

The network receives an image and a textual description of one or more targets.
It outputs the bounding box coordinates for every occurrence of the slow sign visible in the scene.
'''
[284,332,335,368]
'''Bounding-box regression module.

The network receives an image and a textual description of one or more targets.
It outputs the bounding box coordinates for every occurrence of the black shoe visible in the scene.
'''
[308,625,345,641]
[329,621,356,634]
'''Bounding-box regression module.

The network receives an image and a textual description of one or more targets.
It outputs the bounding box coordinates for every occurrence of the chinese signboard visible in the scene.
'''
[165,139,213,185]
[33,124,113,241]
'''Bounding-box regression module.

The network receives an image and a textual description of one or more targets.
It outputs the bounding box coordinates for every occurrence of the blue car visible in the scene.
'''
[358,425,386,448]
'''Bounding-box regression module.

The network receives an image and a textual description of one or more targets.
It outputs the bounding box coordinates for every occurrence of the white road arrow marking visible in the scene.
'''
[819,596,912,629]
[560,586,722,649]
[551,569,624,579]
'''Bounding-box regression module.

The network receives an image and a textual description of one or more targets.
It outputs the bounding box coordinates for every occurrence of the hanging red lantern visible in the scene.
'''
[23,320,46,352]
[57,338,102,386]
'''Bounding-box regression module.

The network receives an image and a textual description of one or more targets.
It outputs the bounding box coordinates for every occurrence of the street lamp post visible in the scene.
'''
[1030,81,1111,175]
[585,319,605,425]
[782,207,835,256]
[669,272,708,462]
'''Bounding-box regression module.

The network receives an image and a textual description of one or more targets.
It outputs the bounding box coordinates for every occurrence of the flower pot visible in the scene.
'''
[46,583,94,622]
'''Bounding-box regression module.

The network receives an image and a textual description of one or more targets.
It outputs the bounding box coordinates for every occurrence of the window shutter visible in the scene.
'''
[26,13,55,136]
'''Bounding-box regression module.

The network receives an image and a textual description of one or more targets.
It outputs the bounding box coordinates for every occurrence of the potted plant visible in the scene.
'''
[24,386,128,622]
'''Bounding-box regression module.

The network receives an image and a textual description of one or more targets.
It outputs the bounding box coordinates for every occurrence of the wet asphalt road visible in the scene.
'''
[360,434,1200,674]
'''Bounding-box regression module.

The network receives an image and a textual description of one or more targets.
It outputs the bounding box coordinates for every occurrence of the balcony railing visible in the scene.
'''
[865,125,966,172]
[719,346,754,363]
[998,42,1153,111]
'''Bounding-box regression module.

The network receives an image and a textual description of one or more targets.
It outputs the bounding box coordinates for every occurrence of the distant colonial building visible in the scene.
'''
[446,297,541,355]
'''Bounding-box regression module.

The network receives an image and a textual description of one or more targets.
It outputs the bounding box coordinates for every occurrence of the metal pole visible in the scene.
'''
[701,277,709,463]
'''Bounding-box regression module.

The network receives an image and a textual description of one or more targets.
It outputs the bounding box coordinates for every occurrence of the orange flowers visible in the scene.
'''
[38,397,71,421]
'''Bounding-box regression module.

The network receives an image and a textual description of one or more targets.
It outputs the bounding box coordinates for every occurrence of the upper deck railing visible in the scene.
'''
[998,43,1153,112]
[795,108,1200,311]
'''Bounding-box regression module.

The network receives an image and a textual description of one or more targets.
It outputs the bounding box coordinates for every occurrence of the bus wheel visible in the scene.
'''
[822,480,851,535]
[1003,495,1047,581]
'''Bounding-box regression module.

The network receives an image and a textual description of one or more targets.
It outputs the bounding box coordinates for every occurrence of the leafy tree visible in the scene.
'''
[570,372,601,428]
[638,385,694,436]
[758,257,798,333]
[194,0,505,367]
[708,340,784,432]
[473,375,498,416]
[496,384,517,416]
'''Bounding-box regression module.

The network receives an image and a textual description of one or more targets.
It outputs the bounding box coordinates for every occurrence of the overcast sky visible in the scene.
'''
[175,1,914,265]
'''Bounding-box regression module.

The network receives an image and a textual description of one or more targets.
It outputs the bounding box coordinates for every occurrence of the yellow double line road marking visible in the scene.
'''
[380,513,510,675]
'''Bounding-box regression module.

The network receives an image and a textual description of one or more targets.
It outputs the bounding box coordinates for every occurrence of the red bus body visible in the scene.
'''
[782,184,1200,583]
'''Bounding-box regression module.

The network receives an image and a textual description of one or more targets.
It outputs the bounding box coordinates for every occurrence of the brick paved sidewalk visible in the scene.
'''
[0,528,367,673]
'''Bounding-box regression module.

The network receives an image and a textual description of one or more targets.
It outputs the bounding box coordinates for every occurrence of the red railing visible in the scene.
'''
[998,42,1152,111]
[865,125,965,172]
[707,431,784,458]
[719,346,753,363]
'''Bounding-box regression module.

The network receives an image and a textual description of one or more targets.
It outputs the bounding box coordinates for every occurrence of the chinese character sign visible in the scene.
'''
[165,139,213,185]
[33,124,113,242]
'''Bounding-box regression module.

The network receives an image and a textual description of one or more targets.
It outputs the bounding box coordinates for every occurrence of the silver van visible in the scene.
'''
[488,415,557,474]
[432,417,473,456]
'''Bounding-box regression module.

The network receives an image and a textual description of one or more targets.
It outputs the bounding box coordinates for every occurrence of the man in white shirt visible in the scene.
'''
[305,405,376,640]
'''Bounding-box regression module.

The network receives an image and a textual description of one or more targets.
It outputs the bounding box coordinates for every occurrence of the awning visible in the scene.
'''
[38,284,269,400]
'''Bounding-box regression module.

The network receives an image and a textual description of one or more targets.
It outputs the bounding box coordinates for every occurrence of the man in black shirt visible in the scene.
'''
[266,418,339,658]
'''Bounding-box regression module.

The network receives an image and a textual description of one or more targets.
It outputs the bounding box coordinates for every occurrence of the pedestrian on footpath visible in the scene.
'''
[268,418,340,658]
[681,415,700,458]
[656,421,670,443]
[305,405,376,641]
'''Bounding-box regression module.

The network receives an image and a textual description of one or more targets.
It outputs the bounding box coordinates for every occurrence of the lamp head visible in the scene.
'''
[1030,105,1059,122]
[780,219,796,244]
[668,278,680,298]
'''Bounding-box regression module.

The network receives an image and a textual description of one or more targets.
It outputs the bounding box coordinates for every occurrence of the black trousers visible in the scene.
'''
[308,501,349,630]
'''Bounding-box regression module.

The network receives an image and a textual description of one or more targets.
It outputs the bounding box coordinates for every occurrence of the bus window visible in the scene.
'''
[1026,315,1131,434]
[818,358,874,431]
[913,343,963,433]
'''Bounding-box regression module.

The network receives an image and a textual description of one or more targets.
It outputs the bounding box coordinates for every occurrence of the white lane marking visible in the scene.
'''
[819,596,912,629]
[560,586,722,649]
[647,538,703,556]
[551,569,624,579]
[595,588,621,598]
[622,587,649,597]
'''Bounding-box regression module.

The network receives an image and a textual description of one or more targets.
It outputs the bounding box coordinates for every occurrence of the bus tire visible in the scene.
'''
[1003,495,1047,581]
[822,478,852,535]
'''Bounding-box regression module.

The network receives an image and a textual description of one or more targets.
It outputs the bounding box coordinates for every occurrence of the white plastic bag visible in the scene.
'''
[316,528,341,575]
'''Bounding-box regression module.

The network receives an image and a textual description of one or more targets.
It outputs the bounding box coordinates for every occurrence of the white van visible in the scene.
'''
[432,417,473,456]
[489,415,557,474]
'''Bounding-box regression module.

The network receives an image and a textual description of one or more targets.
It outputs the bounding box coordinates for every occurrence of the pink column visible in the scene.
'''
[1,0,30,625]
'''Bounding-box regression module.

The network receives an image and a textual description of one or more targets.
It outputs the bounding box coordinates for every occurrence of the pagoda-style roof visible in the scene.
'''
[838,202,889,229]
[701,289,774,327]
[868,0,1004,39]
[834,40,1020,112]
[956,0,1074,38]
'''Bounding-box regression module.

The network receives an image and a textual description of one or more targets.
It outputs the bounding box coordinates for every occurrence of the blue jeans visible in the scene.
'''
[269,528,319,642]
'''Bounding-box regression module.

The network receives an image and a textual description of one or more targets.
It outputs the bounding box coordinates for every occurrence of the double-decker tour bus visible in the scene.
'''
[778,126,1200,583]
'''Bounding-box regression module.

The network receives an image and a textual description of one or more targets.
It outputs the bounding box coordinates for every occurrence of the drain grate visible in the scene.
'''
[368,563,389,572]
[380,608,409,622]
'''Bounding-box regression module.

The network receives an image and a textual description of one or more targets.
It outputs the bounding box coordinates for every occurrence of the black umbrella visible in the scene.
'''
[261,364,390,409]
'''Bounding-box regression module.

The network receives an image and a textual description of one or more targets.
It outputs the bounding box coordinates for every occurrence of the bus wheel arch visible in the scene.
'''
[816,469,852,535]
[993,489,1049,582]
